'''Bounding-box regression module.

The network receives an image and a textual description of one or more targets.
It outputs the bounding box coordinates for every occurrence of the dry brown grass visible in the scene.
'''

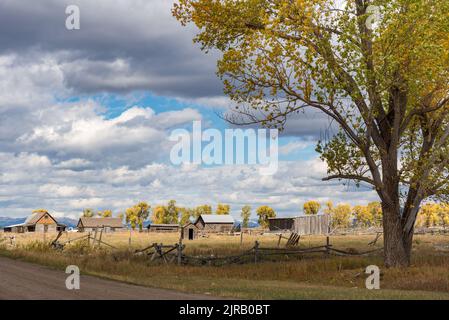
[1,231,449,299]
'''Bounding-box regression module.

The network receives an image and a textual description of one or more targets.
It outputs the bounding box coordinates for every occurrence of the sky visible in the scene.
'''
[0,0,378,220]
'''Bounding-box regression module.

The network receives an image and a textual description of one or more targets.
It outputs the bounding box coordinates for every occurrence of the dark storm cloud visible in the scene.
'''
[0,0,223,98]
[282,110,338,138]
[226,107,336,139]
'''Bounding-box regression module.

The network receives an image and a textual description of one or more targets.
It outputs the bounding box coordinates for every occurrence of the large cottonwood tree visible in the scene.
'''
[173,0,449,266]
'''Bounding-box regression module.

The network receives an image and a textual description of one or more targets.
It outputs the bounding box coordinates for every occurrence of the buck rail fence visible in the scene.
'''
[50,228,117,250]
[133,240,383,266]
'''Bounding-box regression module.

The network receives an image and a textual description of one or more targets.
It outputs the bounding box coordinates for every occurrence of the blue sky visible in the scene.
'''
[0,0,378,219]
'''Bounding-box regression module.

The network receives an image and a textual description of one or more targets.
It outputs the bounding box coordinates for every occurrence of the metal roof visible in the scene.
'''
[268,214,329,220]
[78,217,124,228]
[197,214,235,224]
[2,223,25,228]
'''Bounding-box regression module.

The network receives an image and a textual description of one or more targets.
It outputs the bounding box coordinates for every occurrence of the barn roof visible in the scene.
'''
[2,223,25,228]
[78,217,124,228]
[196,214,235,224]
[182,222,197,228]
[268,214,329,220]
[24,211,57,226]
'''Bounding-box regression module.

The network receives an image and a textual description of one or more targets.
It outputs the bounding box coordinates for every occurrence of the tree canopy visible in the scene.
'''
[241,205,252,228]
[216,203,231,215]
[194,204,213,217]
[82,208,94,218]
[97,209,112,218]
[303,200,321,215]
[126,202,150,231]
[151,200,179,224]
[256,205,276,228]
[173,0,449,267]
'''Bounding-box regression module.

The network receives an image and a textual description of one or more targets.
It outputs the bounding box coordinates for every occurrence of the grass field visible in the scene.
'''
[1,231,449,299]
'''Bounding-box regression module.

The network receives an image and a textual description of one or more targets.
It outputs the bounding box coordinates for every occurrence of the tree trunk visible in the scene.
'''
[382,203,411,267]
[380,144,412,267]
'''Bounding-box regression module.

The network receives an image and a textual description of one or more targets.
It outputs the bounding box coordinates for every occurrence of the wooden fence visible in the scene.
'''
[133,240,383,266]
[50,229,117,250]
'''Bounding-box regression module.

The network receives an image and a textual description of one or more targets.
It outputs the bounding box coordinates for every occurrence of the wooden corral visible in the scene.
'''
[77,217,124,232]
[147,224,180,233]
[194,214,235,233]
[268,214,330,235]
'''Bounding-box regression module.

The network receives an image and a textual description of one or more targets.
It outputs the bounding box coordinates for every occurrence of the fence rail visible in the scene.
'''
[30,229,388,266]
[132,240,383,266]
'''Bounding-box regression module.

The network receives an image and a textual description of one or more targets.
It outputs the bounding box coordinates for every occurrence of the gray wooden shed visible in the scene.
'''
[268,214,330,235]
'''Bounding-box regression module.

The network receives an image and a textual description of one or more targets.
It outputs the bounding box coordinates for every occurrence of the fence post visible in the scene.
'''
[99,226,104,247]
[177,239,183,266]
[326,223,331,255]
[93,227,98,246]
[254,241,259,264]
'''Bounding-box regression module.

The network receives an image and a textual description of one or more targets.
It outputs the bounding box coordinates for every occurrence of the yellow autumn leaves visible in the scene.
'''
[304,200,449,229]
[416,203,449,228]
[303,200,382,228]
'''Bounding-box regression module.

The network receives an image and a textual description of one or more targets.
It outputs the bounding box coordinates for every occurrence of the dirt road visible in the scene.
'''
[0,256,217,300]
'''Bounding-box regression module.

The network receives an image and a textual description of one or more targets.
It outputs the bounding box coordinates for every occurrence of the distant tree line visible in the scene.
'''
[303,200,383,228]
[79,201,279,231]
[415,203,449,228]
[303,200,449,229]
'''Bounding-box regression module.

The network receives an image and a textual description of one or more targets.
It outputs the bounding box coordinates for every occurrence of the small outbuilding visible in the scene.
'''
[77,217,124,232]
[181,222,199,240]
[194,214,235,233]
[147,223,180,233]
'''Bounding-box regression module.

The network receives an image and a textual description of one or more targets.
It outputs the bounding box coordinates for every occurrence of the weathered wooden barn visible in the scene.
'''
[268,214,330,235]
[194,214,235,233]
[147,223,180,233]
[2,211,66,233]
[77,217,124,232]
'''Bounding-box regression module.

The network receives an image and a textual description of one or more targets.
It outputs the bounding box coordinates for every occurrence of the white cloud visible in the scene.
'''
[279,141,310,155]
[38,184,95,198]
[0,148,378,219]
[0,2,379,220]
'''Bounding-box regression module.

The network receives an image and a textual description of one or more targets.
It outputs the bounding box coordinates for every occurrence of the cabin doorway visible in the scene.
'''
[188,228,194,240]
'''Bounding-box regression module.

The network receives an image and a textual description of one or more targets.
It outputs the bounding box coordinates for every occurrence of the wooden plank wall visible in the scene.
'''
[294,215,330,235]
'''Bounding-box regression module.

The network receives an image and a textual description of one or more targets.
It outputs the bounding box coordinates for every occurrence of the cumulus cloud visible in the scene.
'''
[0,1,378,219]
[0,0,223,98]
[279,141,311,156]
[0,151,378,219]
